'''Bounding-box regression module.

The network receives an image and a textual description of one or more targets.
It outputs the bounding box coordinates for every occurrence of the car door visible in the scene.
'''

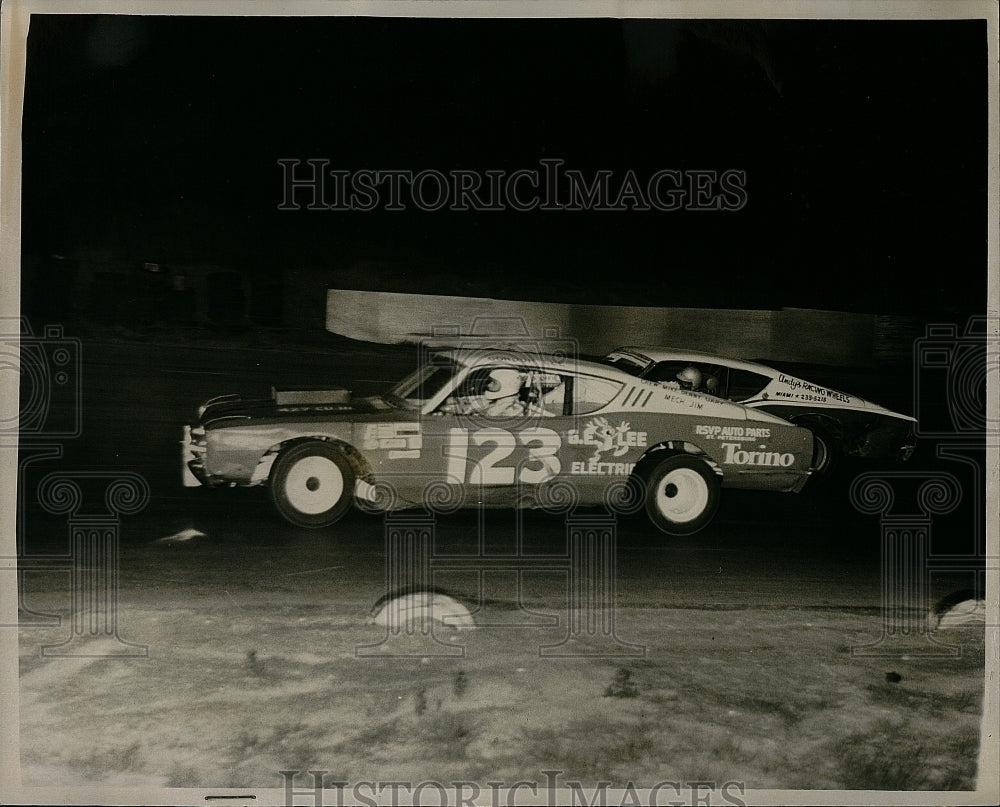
[417,365,572,506]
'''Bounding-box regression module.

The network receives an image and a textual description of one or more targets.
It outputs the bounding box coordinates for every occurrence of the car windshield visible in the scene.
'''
[603,351,650,375]
[386,360,461,410]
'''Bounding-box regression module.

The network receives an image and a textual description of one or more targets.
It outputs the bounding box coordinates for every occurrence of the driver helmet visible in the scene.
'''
[483,368,523,400]
[676,366,702,391]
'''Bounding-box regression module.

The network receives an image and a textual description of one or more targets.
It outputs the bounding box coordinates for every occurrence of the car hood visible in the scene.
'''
[197,390,395,426]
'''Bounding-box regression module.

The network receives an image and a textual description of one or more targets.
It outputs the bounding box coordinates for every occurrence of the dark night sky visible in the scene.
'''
[19,15,989,314]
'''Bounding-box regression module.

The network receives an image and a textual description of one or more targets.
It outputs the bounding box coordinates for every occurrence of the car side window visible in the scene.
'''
[437,366,517,417]
[526,371,568,416]
[437,367,570,418]
[644,362,723,395]
[727,369,771,401]
[643,362,688,384]
[574,375,623,415]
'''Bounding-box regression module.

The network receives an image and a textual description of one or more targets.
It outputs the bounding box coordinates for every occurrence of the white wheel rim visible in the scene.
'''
[655,468,710,523]
[283,455,344,515]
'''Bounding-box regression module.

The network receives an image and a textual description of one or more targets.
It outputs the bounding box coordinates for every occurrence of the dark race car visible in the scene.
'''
[182,349,819,535]
[603,346,916,473]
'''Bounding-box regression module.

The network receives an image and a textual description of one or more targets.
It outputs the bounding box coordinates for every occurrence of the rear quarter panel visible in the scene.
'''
[614,410,814,491]
[614,381,814,487]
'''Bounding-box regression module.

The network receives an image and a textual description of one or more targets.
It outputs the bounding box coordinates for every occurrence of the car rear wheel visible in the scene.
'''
[645,454,720,535]
[812,431,834,474]
[269,442,355,528]
[799,424,839,477]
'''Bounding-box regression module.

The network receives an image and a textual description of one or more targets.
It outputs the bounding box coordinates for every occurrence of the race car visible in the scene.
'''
[182,349,818,535]
[603,346,916,472]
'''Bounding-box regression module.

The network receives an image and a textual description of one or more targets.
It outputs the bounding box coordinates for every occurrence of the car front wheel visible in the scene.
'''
[644,454,720,535]
[269,441,356,528]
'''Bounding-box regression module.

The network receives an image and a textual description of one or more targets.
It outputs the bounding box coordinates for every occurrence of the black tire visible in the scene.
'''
[811,431,835,475]
[644,454,721,536]
[799,424,840,478]
[269,441,356,528]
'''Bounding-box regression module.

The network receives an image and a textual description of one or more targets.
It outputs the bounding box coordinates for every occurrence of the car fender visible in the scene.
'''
[257,435,373,484]
[785,411,843,439]
[204,425,370,485]
[636,440,723,475]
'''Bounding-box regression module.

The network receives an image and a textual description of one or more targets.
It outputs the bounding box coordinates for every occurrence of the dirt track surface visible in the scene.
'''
[18,589,986,790]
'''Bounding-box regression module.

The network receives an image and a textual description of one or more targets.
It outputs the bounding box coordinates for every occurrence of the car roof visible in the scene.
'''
[435,348,645,384]
[608,345,779,377]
